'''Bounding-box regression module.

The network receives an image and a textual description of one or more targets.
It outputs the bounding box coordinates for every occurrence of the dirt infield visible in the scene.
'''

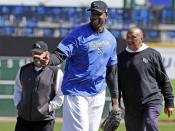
[158,120,175,125]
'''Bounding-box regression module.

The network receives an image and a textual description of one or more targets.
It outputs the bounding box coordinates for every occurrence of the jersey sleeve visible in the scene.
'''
[57,33,78,58]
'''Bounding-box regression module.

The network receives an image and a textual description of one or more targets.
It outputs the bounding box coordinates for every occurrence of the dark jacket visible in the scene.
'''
[118,48,174,116]
[17,63,56,121]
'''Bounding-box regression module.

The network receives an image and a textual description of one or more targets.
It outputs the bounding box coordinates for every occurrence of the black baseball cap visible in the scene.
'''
[32,41,48,53]
[87,1,108,13]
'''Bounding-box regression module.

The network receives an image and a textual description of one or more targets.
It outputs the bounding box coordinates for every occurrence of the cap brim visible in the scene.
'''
[32,49,44,53]
[87,8,104,13]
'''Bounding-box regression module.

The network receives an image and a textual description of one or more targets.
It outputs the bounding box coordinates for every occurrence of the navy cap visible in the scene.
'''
[87,1,108,13]
[32,41,48,53]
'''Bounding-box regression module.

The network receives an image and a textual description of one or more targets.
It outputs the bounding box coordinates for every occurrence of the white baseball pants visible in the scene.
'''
[62,90,106,131]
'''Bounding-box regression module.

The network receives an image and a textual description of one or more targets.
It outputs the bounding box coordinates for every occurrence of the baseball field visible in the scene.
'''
[0,121,175,131]
[0,79,175,131]
[0,85,174,131]
[0,80,175,131]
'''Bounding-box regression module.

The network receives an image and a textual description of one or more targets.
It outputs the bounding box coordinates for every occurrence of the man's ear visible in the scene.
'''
[140,36,143,41]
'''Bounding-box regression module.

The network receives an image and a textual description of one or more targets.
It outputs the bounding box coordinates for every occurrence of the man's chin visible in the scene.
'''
[34,64,42,67]
[95,25,105,31]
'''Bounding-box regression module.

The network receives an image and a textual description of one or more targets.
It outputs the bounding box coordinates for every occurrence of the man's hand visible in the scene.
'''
[41,51,50,66]
[33,51,50,67]
[111,98,120,111]
[164,107,174,117]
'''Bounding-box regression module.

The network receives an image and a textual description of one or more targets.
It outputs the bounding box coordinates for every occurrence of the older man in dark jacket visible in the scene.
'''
[13,41,64,131]
[118,27,174,131]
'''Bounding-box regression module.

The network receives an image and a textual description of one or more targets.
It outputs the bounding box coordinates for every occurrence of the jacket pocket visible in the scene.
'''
[38,102,49,116]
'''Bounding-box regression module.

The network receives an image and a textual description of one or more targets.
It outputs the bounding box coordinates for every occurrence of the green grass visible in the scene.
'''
[171,80,175,95]
[0,121,175,131]
[0,80,174,131]
[158,80,175,121]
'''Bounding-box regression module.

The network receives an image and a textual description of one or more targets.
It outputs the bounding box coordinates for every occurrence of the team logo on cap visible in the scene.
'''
[35,43,41,49]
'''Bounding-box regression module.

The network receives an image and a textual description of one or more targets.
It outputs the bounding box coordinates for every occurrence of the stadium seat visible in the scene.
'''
[13,6,24,15]
[43,28,54,37]
[36,6,46,15]
[0,17,6,26]
[167,31,175,38]
[161,9,172,24]
[144,30,160,42]
[141,9,150,26]
[59,28,70,37]
[0,5,11,14]
[25,19,38,27]
[21,27,34,36]
[2,27,15,36]
[50,7,61,16]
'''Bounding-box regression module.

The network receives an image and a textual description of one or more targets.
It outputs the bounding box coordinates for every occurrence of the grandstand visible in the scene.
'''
[0,0,175,42]
[0,0,175,120]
